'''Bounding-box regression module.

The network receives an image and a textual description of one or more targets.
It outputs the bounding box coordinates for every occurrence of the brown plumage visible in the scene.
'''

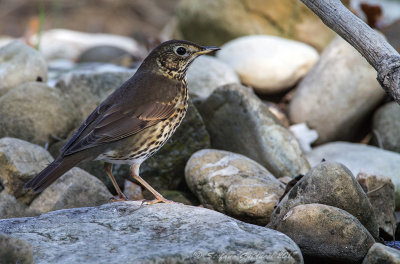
[25,40,219,204]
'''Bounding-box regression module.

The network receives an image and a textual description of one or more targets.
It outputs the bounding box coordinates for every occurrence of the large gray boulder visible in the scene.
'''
[0,202,303,264]
[0,82,78,146]
[289,36,385,144]
[198,83,310,179]
[0,40,47,96]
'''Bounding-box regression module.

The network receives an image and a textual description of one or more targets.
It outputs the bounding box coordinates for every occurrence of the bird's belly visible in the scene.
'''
[94,106,187,165]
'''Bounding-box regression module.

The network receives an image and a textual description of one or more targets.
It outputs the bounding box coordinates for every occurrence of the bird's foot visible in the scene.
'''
[141,196,180,205]
[109,193,129,203]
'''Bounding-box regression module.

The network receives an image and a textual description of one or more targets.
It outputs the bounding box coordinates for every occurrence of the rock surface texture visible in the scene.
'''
[0,202,303,264]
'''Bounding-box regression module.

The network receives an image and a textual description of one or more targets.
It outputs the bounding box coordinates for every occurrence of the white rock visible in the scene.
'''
[30,29,145,61]
[306,142,400,209]
[289,36,385,144]
[289,123,318,152]
[0,40,47,96]
[186,55,239,98]
[217,35,319,94]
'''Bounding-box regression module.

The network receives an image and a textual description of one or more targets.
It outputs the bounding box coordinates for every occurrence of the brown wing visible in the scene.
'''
[62,71,181,156]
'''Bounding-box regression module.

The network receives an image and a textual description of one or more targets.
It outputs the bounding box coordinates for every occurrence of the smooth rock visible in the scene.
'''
[357,172,396,238]
[373,102,400,153]
[29,168,112,214]
[77,45,136,64]
[0,82,78,146]
[0,191,37,219]
[0,202,303,264]
[140,101,210,190]
[269,162,379,239]
[273,204,375,263]
[217,35,319,94]
[198,83,310,178]
[123,180,144,201]
[29,29,144,61]
[185,149,284,225]
[0,138,53,204]
[175,0,350,50]
[0,40,47,96]
[186,55,240,98]
[289,36,385,144]
[306,142,400,209]
[0,233,33,264]
[55,69,135,119]
[362,243,400,264]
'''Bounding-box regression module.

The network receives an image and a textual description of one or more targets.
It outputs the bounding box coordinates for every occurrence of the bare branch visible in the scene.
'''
[300,0,400,104]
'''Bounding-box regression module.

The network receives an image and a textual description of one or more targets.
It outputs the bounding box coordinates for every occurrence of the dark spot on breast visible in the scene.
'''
[36,76,43,82]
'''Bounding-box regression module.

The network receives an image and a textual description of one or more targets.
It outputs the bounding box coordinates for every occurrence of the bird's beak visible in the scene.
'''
[196,46,220,55]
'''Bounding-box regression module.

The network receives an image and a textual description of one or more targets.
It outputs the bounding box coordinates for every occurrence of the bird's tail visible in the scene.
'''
[24,154,82,193]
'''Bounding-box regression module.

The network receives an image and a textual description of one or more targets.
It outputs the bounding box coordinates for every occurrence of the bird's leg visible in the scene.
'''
[129,164,176,204]
[104,162,128,201]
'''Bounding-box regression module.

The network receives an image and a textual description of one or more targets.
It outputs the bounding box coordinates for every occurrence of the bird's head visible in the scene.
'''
[139,40,220,79]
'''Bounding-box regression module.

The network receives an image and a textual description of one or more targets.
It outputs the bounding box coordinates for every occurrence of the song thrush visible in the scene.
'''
[25,40,219,204]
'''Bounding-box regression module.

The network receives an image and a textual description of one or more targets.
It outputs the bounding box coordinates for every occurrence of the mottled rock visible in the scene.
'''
[175,0,350,50]
[198,83,310,178]
[363,243,400,264]
[0,40,47,96]
[140,101,210,190]
[373,102,400,153]
[357,172,396,238]
[0,233,33,264]
[269,162,379,239]
[0,191,37,219]
[185,149,284,225]
[0,138,53,204]
[289,36,385,144]
[0,82,78,146]
[55,69,136,119]
[273,204,374,263]
[217,35,318,94]
[186,55,240,98]
[29,167,112,213]
[0,202,303,264]
[123,180,144,201]
[307,142,400,209]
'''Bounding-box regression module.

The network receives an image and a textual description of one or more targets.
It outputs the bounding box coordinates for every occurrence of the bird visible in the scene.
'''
[24,40,219,204]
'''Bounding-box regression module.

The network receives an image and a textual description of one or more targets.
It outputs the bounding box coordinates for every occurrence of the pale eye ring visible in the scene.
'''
[175,46,187,56]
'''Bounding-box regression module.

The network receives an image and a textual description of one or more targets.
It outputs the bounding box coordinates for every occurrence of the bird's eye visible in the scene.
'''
[175,47,187,56]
